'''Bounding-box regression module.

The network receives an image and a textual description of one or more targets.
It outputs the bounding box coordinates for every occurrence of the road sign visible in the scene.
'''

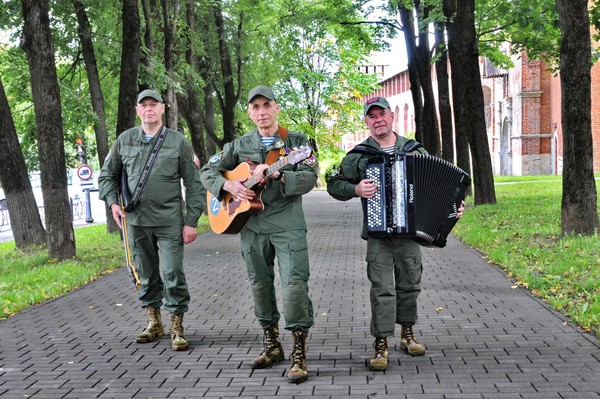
[77,164,93,181]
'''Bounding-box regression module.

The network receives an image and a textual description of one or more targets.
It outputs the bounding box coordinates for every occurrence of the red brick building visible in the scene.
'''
[344,50,600,175]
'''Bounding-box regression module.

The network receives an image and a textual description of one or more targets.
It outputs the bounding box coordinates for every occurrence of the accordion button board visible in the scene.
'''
[364,153,471,248]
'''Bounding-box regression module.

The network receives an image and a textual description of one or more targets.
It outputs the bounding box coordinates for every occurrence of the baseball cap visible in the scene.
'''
[137,89,163,103]
[363,96,390,116]
[248,85,276,103]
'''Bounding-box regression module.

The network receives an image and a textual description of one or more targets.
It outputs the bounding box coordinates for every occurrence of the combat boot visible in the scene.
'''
[287,330,308,384]
[170,313,188,351]
[252,323,285,368]
[369,337,388,371]
[400,324,425,356]
[136,306,164,343]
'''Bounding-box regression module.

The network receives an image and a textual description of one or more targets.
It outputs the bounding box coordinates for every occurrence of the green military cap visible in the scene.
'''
[363,96,391,116]
[137,89,163,103]
[248,85,276,103]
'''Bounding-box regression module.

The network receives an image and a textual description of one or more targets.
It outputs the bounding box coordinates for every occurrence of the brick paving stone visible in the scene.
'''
[0,191,598,398]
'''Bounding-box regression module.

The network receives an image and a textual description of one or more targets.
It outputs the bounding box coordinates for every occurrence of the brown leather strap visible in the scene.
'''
[265,125,288,165]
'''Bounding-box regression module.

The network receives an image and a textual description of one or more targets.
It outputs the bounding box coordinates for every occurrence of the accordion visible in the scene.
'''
[364,153,470,247]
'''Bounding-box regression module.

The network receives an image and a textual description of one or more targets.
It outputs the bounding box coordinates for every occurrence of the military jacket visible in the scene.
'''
[98,125,203,227]
[327,135,427,239]
[200,127,319,233]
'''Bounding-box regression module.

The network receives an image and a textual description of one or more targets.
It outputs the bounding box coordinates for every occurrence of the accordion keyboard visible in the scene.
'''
[365,162,386,233]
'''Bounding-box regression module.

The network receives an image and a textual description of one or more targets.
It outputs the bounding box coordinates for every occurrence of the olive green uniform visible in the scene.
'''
[200,128,318,332]
[327,135,428,338]
[98,126,203,315]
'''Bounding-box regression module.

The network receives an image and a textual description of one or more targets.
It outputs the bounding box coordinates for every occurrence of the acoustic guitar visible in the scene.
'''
[207,145,313,234]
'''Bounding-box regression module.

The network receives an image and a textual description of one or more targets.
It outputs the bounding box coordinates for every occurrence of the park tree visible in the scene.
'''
[399,1,441,156]
[20,0,76,260]
[161,0,179,129]
[433,19,454,163]
[211,0,242,146]
[177,0,209,164]
[444,0,496,205]
[72,0,109,169]
[0,76,46,248]
[72,0,114,231]
[474,0,599,234]
[115,0,140,140]
[257,0,378,154]
[556,0,599,235]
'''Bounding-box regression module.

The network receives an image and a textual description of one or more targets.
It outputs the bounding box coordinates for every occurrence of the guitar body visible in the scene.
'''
[205,145,313,235]
[207,163,265,234]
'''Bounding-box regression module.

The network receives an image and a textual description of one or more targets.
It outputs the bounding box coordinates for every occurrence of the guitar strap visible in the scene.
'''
[265,125,288,165]
[122,126,168,211]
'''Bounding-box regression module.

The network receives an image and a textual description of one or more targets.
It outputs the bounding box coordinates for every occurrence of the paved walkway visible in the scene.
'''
[0,190,598,398]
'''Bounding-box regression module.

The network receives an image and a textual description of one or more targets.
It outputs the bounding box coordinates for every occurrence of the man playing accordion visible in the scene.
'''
[327,96,465,371]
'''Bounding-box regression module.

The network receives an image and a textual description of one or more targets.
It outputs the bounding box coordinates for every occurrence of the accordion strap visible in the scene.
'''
[348,139,423,156]
[348,144,387,156]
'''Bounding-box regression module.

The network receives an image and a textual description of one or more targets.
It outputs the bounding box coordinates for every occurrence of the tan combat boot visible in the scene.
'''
[400,324,425,356]
[287,331,308,384]
[252,323,285,369]
[369,337,388,371]
[170,313,188,351]
[136,306,164,343]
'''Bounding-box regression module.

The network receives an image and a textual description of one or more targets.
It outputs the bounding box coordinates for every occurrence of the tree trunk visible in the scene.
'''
[446,0,496,205]
[161,0,178,129]
[203,79,218,154]
[21,0,76,260]
[400,7,424,143]
[116,0,141,138]
[414,3,440,156]
[112,0,140,234]
[177,0,207,164]
[73,0,113,230]
[141,0,155,75]
[0,77,46,248]
[556,0,599,235]
[444,0,471,183]
[434,20,455,163]
[212,0,241,145]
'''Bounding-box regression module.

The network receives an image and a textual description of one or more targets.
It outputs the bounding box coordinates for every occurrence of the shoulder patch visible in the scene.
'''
[209,152,223,164]
[303,155,317,168]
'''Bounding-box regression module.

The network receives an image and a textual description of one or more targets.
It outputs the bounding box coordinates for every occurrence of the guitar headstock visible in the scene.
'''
[287,145,313,165]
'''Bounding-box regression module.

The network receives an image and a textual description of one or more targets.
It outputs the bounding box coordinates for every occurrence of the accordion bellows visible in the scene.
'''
[364,153,471,247]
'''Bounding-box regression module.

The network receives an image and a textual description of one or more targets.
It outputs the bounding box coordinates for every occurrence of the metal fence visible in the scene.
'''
[0,197,87,232]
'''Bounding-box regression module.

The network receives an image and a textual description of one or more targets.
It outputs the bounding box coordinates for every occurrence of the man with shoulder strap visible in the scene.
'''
[98,89,204,351]
[327,96,465,371]
[200,85,318,384]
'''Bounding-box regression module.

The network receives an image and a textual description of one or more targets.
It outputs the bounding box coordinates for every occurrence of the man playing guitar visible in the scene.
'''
[200,85,318,384]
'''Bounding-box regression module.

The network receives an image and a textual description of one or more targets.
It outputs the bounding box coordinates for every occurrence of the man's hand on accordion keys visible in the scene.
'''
[354,178,378,199]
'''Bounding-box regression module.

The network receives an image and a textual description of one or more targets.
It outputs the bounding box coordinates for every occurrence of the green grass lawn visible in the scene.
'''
[0,180,598,340]
[0,214,211,319]
[453,176,599,337]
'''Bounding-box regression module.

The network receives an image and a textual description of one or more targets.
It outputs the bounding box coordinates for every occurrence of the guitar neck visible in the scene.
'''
[244,157,289,189]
